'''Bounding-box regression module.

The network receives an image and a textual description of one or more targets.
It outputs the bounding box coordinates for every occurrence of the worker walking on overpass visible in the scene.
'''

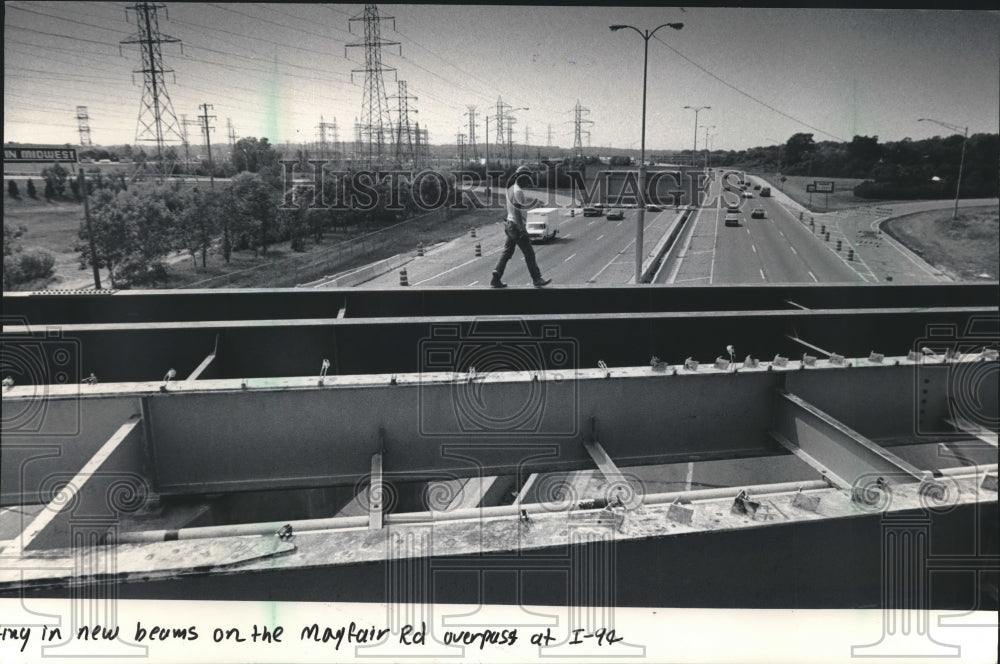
[491,164,551,288]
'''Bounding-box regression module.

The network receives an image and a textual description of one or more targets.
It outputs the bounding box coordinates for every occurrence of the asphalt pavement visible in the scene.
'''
[360,189,686,288]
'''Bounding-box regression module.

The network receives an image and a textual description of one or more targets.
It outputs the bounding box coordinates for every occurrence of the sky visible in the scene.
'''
[4,3,1000,154]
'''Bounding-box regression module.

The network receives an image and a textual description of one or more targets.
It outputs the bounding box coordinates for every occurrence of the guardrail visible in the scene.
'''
[641,207,694,283]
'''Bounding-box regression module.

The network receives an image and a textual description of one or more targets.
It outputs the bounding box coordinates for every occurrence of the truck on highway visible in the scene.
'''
[526,208,560,243]
[760,186,771,197]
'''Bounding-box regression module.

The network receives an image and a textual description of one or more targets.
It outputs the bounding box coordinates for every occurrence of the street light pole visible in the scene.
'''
[684,105,710,157]
[611,21,683,284]
[918,118,968,220]
[703,124,715,169]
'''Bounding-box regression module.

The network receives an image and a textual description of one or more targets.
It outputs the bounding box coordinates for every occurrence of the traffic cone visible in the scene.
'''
[475,242,482,257]
[848,249,855,261]
[417,242,424,257]
[399,268,409,286]
[470,227,477,238]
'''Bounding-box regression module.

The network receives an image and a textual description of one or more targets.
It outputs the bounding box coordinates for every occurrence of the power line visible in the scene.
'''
[652,34,846,142]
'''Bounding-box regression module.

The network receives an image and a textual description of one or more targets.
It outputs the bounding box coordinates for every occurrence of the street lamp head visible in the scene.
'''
[668,23,684,30]
[609,24,627,31]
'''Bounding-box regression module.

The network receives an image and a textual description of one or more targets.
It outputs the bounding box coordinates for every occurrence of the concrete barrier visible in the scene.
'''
[640,207,693,283]
[310,253,415,288]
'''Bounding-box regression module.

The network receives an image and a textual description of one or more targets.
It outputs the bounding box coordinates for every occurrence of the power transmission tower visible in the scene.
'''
[393,80,417,165]
[572,100,594,157]
[465,105,478,163]
[505,115,516,166]
[198,102,216,188]
[547,124,553,149]
[76,106,93,147]
[331,117,340,159]
[120,2,183,176]
[227,117,237,154]
[180,113,197,166]
[353,117,363,165]
[524,125,530,160]
[317,116,337,159]
[456,132,466,164]
[494,97,510,158]
[346,4,400,167]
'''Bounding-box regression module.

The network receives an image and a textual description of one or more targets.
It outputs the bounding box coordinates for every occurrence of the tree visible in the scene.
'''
[220,172,277,259]
[175,187,221,268]
[784,133,815,165]
[41,163,70,199]
[76,187,177,287]
[7,180,20,199]
[231,137,280,173]
[26,178,37,199]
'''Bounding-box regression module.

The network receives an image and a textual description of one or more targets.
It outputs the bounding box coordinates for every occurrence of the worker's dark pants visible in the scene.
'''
[493,223,541,280]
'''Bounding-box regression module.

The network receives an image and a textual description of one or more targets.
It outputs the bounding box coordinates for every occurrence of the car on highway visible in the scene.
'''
[751,207,766,219]
[606,209,625,221]
[724,212,740,227]
[582,206,604,217]
[754,184,761,190]
[743,191,754,199]
[645,204,664,212]
[726,205,741,215]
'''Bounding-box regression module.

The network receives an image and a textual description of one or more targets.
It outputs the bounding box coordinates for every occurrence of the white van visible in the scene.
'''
[525,208,559,243]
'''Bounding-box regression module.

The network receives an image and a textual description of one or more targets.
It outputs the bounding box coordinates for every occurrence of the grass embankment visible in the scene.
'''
[760,175,878,212]
[883,206,999,280]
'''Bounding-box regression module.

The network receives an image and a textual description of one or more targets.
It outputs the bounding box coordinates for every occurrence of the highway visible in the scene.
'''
[362,189,685,287]
[657,174,863,284]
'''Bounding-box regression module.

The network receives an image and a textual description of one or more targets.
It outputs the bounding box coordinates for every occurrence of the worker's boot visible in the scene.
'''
[490,271,507,288]
[532,277,551,288]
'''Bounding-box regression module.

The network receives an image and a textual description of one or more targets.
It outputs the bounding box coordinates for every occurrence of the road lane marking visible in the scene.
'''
[778,230,785,238]
[596,234,605,241]
[468,280,478,286]
[709,201,720,284]
[588,219,597,225]
[808,270,818,282]
[759,268,766,280]
[413,254,490,285]
[590,238,636,282]
[564,253,576,263]
[751,244,757,253]
[790,246,797,255]
[562,234,570,239]
[616,221,623,227]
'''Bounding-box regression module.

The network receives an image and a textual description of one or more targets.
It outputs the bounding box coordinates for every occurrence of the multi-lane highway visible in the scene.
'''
[657,174,863,284]
[362,189,685,287]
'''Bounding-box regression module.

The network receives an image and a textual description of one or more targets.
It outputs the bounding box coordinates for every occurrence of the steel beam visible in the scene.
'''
[946,417,998,448]
[771,390,930,488]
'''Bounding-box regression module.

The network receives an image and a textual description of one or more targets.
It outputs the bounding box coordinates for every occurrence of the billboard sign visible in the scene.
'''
[3,145,79,163]
[813,180,835,193]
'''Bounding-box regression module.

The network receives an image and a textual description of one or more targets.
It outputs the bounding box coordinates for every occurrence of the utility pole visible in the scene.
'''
[121,2,184,179]
[227,118,236,151]
[199,102,216,188]
[79,171,101,289]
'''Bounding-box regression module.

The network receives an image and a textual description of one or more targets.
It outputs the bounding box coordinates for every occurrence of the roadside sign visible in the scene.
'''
[806,184,816,193]
[3,145,79,163]
[814,180,835,193]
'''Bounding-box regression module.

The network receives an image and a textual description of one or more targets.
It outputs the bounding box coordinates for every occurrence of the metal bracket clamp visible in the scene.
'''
[772,354,788,368]
[829,353,845,366]
[598,360,610,378]
[868,351,884,363]
[743,356,759,369]
[714,357,730,370]
[801,354,817,367]
[791,488,821,513]
[650,356,668,372]
[683,357,699,371]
